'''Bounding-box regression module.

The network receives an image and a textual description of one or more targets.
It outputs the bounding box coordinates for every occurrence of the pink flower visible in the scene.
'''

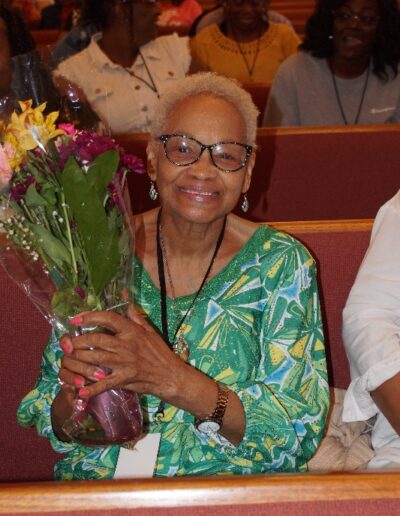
[58,123,76,136]
[0,144,13,190]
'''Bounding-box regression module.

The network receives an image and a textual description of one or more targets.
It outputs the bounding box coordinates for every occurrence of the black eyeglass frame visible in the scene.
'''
[158,134,253,173]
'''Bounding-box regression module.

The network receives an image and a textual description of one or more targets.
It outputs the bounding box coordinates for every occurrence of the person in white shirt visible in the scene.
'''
[343,190,400,469]
[54,0,191,134]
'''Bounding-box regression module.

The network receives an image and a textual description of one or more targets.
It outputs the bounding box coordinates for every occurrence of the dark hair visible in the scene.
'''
[300,0,400,80]
[81,0,133,29]
[0,5,35,56]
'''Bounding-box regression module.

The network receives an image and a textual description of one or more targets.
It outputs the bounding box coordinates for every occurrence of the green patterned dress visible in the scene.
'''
[17,225,329,480]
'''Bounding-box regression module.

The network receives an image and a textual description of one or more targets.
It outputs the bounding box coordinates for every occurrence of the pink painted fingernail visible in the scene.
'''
[94,370,106,380]
[60,341,73,354]
[70,315,83,325]
[73,376,85,388]
[78,388,90,398]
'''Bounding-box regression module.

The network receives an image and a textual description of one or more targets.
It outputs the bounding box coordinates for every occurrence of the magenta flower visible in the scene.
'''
[74,287,85,299]
[120,151,145,174]
[9,175,36,202]
[58,123,76,136]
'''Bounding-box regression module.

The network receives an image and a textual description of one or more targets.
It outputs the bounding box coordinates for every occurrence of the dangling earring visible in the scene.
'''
[149,181,158,201]
[328,34,333,40]
[241,194,249,213]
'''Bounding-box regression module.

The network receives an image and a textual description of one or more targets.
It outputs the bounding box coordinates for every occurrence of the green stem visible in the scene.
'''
[19,200,35,224]
[61,193,78,282]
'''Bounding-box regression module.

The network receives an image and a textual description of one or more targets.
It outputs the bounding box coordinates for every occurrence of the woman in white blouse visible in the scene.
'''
[343,189,400,469]
[55,0,192,134]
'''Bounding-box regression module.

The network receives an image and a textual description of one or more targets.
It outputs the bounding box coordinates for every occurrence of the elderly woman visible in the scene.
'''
[263,0,400,126]
[54,0,192,134]
[189,0,299,83]
[18,73,329,480]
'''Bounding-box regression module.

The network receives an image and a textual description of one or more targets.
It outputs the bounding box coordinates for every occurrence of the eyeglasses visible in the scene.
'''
[158,134,253,172]
[332,9,380,28]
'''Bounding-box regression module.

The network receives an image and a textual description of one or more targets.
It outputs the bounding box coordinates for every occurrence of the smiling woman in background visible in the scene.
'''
[190,0,299,83]
[263,0,400,126]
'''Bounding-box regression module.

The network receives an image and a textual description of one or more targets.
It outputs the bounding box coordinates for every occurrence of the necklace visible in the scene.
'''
[231,26,262,82]
[124,50,160,99]
[155,210,226,419]
[330,65,370,125]
[156,209,226,360]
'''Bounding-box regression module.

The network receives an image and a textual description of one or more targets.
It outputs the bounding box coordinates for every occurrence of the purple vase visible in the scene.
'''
[63,388,143,447]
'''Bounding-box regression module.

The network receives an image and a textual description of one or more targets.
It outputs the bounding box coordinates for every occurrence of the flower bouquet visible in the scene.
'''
[0,100,145,447]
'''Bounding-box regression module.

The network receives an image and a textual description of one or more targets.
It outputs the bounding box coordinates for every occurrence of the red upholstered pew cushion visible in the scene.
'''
[0,267,58,482]
[287,223,371,389]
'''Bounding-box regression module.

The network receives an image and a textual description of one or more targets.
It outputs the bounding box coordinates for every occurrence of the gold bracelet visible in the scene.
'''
[195,382,230,434]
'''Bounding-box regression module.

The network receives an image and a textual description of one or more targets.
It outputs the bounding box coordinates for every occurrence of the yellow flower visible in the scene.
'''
[3,131,26,171]
[7,101,64,153]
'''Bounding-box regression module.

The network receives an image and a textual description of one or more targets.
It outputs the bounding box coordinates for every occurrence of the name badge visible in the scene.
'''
[114,433,161,479]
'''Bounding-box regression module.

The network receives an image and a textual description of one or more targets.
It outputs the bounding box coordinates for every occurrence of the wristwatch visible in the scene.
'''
[195,382,230,434]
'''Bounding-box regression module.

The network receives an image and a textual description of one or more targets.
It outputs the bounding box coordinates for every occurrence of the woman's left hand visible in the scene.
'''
[61,306,187,401]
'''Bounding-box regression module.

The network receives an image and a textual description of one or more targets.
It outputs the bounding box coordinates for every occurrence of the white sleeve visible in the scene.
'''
[342,190,400,422]
[162,34,191,75]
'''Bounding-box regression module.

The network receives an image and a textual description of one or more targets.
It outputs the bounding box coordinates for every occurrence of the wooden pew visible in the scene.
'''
[1,472,400,515]
[115,125,400,222]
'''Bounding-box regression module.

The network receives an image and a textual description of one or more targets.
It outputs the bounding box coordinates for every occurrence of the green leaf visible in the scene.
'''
[61,156,120,295]
[28,223,72,269]
[25,164,45,184]
[87,150,120,202]
[24,184,48,207]
[51,287,87,319]
[40,183,58,206]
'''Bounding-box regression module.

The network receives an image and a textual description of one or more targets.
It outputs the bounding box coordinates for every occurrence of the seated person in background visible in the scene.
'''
[48,18,97,69]
[54,0,192,134]
[189,3,293,37]
[39,0,78,31]
[18,72,329,480]
[263,0,400,127]
[190,0,299,83]
[158,0,202,27]
[0,3,60,118]
[343,190,400,469]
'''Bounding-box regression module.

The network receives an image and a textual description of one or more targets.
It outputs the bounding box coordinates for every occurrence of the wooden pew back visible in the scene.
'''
[247,126,400,221]
[115,125,400,222]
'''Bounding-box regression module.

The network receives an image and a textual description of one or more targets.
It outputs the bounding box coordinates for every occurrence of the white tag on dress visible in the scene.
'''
[114,433,161,479]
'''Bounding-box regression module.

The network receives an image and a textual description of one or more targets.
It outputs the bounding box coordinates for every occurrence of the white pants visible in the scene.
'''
[368,414,400,470]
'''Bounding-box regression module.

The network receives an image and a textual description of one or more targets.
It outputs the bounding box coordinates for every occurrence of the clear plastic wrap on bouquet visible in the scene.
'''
[0,49,146,446]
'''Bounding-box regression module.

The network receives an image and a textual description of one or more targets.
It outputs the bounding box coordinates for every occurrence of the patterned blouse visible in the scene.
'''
[17,225,329,480]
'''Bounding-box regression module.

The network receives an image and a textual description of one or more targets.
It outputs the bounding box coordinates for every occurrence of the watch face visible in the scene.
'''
[197,420,221,434]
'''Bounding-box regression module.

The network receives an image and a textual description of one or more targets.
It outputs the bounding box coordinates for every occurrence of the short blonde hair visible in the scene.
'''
[149,72,259,146]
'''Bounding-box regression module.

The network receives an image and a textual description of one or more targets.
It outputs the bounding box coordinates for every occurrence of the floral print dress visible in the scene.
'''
[17,225,329,480]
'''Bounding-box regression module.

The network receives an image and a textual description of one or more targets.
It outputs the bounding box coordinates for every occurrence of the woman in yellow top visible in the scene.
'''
[189,0,300,83]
